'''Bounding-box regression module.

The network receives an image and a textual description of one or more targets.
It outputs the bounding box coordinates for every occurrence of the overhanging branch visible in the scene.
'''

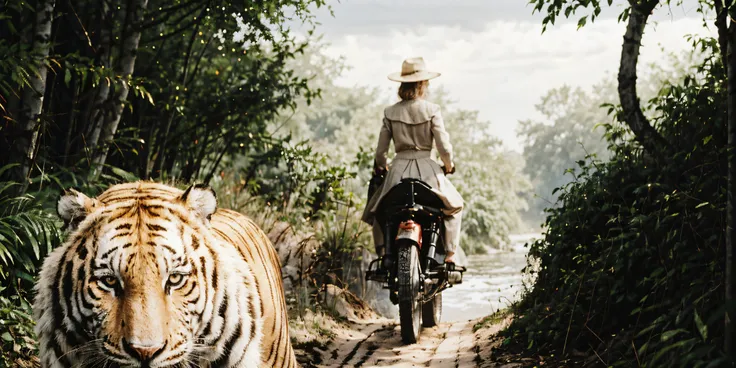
[617,0,670,154]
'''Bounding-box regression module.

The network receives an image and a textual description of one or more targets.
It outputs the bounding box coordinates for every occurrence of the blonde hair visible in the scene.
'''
[398,80,428,101]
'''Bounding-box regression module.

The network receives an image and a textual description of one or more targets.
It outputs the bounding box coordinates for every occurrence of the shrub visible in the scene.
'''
[507,51,729,366]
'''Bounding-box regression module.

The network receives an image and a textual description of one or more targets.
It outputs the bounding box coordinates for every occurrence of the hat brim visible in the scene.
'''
[387,71,441,83]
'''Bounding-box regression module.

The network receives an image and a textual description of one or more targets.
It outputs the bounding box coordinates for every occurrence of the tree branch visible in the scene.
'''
[715,0,730,70]
[617,0,670,154]
[137,0,200,30]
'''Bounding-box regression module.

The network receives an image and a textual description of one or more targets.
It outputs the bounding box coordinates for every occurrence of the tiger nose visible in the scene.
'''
[122,338,166,362]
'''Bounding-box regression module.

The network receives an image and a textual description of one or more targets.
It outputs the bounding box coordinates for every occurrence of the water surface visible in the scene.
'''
[442,233,538,322]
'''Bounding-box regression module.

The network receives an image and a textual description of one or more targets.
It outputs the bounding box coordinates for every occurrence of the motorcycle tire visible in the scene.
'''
[397,244,422,344]
[422,292,442,327]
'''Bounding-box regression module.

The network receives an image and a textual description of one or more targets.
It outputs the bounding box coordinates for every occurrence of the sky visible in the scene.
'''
[303,0,715,152]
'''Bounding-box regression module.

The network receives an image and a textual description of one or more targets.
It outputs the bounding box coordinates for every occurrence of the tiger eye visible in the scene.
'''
[99,276,118,288]
[168,273,186,288]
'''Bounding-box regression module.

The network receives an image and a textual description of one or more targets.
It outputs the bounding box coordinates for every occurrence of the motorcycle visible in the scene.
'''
[365,167,466,344]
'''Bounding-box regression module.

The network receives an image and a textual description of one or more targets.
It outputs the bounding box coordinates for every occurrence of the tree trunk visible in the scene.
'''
[724,0,736,356]
[83,0,113,158]
[715,0,730,73]
[88,0,148,179]
[617,0,669,154]
[10,0,55,189]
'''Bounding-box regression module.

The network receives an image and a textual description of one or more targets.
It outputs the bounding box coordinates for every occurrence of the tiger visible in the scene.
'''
[33,181,299,368]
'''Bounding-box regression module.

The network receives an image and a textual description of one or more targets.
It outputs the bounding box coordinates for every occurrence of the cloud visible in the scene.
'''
[310,0,705,38]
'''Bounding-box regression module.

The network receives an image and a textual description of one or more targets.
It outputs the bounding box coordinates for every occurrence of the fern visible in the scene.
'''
[0,166,62,294]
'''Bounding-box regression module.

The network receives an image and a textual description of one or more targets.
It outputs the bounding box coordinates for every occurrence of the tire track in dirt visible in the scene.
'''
[337,323,394,367]
[315,319,481,368]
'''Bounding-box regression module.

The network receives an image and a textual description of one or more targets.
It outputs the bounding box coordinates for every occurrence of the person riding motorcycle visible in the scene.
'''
[361,57,464,267]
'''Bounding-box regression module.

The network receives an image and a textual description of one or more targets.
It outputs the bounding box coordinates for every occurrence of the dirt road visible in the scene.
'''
[305,317,515,368]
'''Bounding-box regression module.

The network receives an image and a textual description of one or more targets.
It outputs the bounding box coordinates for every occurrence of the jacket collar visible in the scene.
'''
[384,99,439,125]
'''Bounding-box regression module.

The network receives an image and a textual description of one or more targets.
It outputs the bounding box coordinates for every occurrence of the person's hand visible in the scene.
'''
[372,159,387,176]
[443,163,456,175]
[373,165,388,176]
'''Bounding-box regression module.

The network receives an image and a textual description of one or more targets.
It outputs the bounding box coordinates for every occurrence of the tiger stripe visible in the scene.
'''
[212,209,299,368]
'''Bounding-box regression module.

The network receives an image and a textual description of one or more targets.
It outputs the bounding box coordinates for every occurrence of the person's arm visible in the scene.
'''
[374,117,392,173]
[431,110,454,170]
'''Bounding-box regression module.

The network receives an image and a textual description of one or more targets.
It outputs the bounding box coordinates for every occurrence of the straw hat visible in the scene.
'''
[387,57,441,83]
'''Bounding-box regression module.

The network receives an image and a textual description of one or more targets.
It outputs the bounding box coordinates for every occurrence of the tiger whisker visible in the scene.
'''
[76,352,108,368]
[55,339,104,365]
[179,356,203,368]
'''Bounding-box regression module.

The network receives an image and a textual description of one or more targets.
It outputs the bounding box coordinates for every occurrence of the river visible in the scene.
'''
[442,233,539,322]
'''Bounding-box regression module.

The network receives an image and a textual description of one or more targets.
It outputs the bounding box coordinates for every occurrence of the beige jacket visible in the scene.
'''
[362,99,464,224]
[375,99,454,170]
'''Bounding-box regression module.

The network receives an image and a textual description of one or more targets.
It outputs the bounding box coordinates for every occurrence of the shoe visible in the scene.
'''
[444,251,456,264]
[389,290,399,305]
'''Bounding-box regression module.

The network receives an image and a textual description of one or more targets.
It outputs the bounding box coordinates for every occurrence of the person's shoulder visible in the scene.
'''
[383,101,403,114]
[421,100,441,115]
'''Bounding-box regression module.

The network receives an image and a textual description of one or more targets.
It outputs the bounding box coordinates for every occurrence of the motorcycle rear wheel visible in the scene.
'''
[397,244,422,344]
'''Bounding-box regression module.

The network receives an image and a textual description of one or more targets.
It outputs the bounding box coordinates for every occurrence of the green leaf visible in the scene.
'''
[1,332,11,342]
[651,338,698,364]
[694,310,708,341]
[661,329,687,342]
[0,164,19,178]
[577,16,588,29]
[110,167,139,182]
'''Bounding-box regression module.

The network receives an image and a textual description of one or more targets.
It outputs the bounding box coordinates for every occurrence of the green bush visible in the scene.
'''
[0,167,65,366]
[0,294,37,367]
[508,50,729,366]
[0,173,62,295]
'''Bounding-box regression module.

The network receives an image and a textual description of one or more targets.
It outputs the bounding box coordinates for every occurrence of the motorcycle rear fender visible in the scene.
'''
[395,220,422,249]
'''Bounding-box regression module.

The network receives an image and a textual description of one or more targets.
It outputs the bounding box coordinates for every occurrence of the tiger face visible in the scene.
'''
[83,206,203,366]
[34,184,260,368]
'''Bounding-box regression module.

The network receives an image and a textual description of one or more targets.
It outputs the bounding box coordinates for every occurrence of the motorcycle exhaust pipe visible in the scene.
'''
[448,270,463,285]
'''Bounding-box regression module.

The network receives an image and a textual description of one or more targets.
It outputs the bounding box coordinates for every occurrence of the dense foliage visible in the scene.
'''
[1,0,324,186]
[0,168,62,365]
[507,46,729,366]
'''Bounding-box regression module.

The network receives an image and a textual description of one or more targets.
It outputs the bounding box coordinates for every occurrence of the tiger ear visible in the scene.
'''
[57,188,100,231]
[179,184,217,222]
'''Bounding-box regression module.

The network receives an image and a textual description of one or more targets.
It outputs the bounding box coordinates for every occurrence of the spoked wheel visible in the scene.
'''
[422,291,442,327]
[397,244,422,344]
